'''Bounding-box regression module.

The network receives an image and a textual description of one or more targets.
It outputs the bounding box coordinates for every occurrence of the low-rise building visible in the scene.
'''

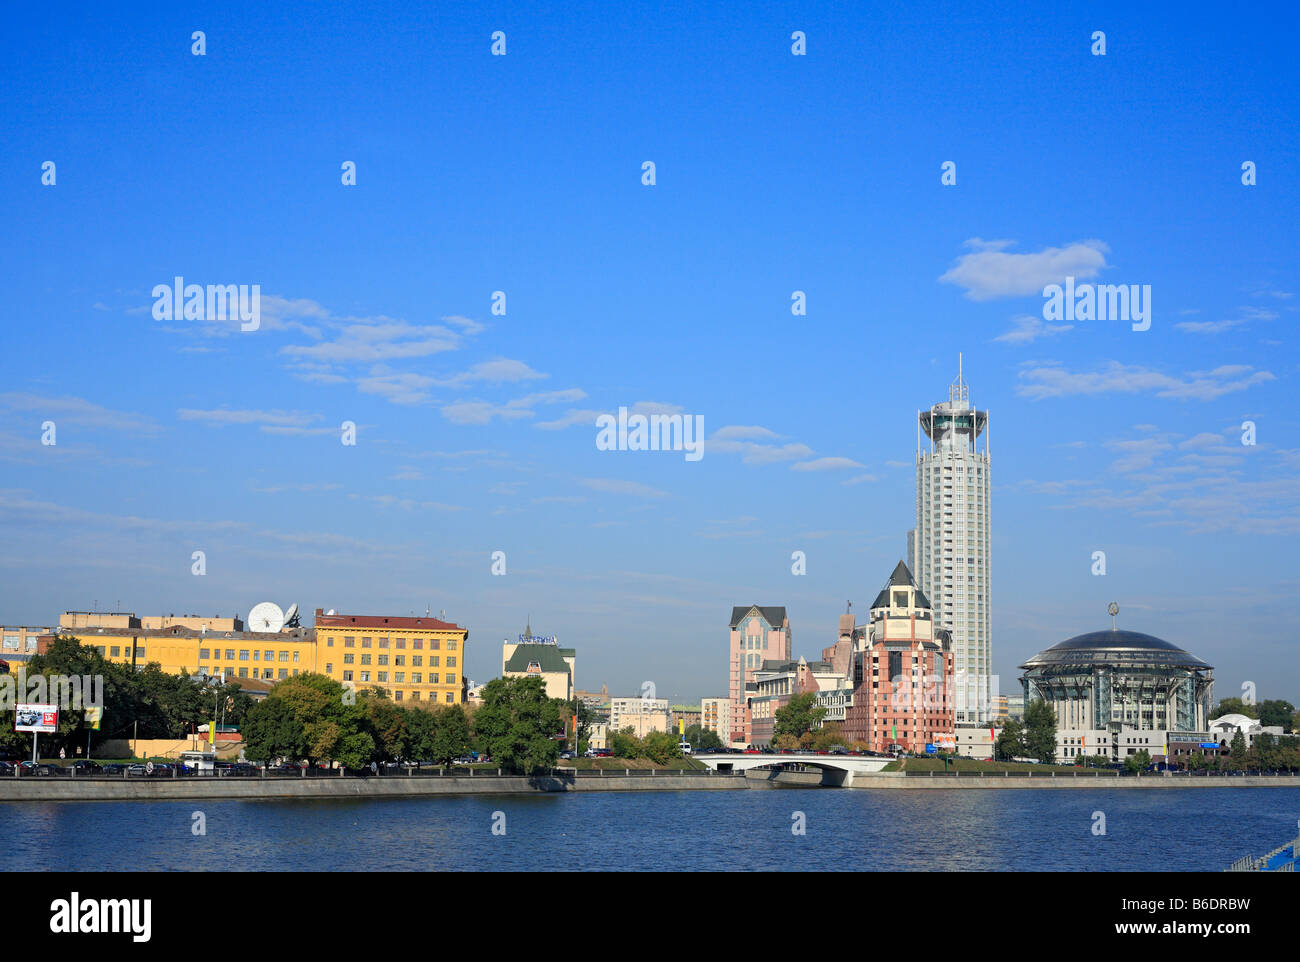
[1,625,51,665]
[501,623,574,701]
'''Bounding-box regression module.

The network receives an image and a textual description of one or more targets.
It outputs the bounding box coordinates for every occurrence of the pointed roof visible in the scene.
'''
[729,606,787,629]
[871,561,931,610]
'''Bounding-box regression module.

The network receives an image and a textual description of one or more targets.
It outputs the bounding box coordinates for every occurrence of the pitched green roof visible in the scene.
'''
[504,643,572,676]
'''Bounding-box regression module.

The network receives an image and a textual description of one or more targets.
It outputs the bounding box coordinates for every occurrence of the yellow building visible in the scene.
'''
[66,621,318,681]
[313,608,468,705]
[55,607,470,705]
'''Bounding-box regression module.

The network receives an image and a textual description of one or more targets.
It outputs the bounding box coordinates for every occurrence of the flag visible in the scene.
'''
[209,721,216,746]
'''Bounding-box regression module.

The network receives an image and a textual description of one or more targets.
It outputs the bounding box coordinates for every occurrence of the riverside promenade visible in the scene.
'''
[0,768,751,802]
[5,767,1300,801]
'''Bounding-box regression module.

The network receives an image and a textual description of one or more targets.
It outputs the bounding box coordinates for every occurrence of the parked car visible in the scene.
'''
[101,763,126,775]
[19,761,52,776]
[70,760,102,774]
[559,750,574,760]
[0,761,14,776]
[126,764,148,776]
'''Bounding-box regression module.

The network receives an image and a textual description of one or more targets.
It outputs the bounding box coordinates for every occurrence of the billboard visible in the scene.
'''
[15,703,58,733]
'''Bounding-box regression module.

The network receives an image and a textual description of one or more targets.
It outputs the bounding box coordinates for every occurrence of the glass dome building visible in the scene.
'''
[1019,626,1214,733]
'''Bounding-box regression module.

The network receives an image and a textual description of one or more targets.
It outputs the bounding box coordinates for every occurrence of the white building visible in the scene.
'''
[915,357,991,723]
[701,697,731,743]
[1209,713,1284,747]
[609,696,669,735]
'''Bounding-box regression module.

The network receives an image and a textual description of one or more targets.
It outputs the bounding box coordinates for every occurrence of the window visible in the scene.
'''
[279,652,289,662]
[343,671,353,682]
[278,669,288,679]
[430,656,440,667]
[445,693,453,703]
[325,664,333,674]
[362,637,372,648]
[413,656,422,667]
[361,654,371,665]
[447,657,456,667]
[343,654,354,665]
[412,673,422,684]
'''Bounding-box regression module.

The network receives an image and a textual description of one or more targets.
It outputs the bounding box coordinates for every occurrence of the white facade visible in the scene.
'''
[701,697,731,742]
[916,359,991,723]
[609,696,669,732]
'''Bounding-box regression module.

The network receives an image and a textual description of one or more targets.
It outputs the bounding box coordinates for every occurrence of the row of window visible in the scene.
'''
[197,648,300,663]
[331,667,458,684]
[339,670,458,688]
[200,666,297,680]
[340,653,455,667]
[327,636,459,651]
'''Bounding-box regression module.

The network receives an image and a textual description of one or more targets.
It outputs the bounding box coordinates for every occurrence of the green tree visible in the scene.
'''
[1228,731,1247,771]
[641,730,683,764]
[1124,749,1152,773]
[251,673,374,767]
[771,693,826,743]
[609,726,641,759]
[995,719,1026,761]
[471,676,563,774]
[1022,699,1058,764]
[1212,697,1259,720]
[242,697,307,764]
[773,733,800,751]
[361,690,410,762]
[1258,700,1295,731]
[427,704,471,765]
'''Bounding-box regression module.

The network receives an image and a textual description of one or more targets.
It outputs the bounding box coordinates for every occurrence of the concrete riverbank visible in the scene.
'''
[849,772,1300,789]
[0,771,752,802]
[5,769,1297,801]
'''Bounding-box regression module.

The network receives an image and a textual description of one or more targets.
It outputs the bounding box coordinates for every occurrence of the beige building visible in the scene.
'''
[609,696,670,736]
[2,625,51,664]
[501,623,575,701]
[702,697,731,742]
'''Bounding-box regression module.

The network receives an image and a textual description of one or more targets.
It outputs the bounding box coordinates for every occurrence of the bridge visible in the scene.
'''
[695,752,890,786]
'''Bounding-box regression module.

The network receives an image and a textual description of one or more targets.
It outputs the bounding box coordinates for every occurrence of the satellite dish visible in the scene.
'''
[283,603,300,628]
[248,602,285,634]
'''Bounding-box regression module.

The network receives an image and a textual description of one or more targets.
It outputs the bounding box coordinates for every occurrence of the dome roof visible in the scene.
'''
[1020,628,1212,670]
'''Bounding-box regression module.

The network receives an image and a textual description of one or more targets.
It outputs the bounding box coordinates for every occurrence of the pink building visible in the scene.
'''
[728,606,790,746]
[842,562,955,754]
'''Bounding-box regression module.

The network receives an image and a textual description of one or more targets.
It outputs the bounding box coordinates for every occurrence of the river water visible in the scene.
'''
[3,787,1294,871]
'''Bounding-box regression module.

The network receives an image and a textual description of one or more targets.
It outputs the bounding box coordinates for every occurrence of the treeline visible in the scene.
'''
[242,673,570,773]
[0,636,255,757]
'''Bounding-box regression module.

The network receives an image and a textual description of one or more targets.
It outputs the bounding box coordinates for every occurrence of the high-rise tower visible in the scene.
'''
[916,355,991,724]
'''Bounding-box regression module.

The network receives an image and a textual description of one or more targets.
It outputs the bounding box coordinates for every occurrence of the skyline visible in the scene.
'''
[2,3,1297,706]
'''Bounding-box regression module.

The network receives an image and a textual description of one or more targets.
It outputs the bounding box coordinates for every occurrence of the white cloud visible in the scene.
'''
[579,478,669,498]
[994,314,1073,344]
[939,238,1109,300]
[791,457,865,472]
[1016,361,1275,401]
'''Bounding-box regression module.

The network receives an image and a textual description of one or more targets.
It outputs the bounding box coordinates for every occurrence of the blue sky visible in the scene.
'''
[1,2,1297,706]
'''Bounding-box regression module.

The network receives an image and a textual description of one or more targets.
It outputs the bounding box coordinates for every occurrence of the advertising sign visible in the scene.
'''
[925,743,937,754]
[15,703,58,733]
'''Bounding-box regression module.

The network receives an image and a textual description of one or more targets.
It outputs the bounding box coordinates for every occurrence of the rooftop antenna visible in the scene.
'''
[1108,602,1120,631]
[846,600,852,613]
